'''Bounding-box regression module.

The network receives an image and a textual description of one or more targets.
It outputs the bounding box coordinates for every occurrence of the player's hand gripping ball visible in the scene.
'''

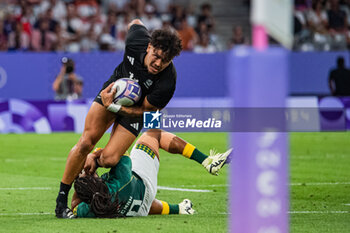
[112,78,142,106]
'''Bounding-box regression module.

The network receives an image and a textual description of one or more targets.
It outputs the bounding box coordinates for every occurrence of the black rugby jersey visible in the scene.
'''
[112,24,177,109]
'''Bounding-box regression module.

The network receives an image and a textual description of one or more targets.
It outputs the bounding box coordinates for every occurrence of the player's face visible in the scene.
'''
[145,44,171,75]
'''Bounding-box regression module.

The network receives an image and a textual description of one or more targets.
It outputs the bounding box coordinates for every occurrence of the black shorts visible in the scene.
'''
[94,76,143,137]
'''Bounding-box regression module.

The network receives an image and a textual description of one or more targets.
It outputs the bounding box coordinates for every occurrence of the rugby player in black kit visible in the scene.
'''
[55,19,182,218]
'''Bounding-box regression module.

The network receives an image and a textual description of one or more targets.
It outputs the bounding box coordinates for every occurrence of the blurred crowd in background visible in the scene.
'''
[0,0,239,53]
[294,0,350,51]
[6,0,350,53]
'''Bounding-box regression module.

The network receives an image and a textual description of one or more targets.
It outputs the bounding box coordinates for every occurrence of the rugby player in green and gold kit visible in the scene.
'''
[72,129,232,218]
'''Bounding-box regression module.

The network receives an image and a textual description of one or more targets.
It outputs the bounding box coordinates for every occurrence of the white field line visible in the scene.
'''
[0,186,211,193]
[0,212,53,216]
[0,187,52,190]
[179,184,228,188]
[2,210,349,216]
[293,153,349,159]
[5,157,65,162]
[290,182,350,186]
[1,182,349,191]
[183,182,350,187]
[288,211,349,214]
[157,186,211,192]
[179,182,350,188]
[220,211,349,215]
[343,203,350,206]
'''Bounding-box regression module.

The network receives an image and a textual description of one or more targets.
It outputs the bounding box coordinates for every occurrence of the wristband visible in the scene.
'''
[107,103,121,113]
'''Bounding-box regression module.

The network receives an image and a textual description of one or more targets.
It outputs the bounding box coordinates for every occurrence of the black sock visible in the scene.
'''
[56,182,71,207]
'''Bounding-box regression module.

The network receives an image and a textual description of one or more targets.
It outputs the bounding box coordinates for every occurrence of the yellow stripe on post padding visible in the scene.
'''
[161,201,170,215]
[182,143,195,158]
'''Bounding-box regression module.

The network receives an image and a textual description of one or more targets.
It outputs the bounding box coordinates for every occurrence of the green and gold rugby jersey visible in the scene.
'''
[75,156,146,217]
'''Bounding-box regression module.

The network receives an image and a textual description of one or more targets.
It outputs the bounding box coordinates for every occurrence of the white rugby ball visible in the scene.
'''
[112,78,142,106]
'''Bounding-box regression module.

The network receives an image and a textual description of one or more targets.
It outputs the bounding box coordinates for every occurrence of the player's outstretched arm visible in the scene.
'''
[148,199,195,215]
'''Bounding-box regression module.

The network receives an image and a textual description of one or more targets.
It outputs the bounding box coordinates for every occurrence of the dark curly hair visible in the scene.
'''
[74,176,125,218]
[150,29,182,62]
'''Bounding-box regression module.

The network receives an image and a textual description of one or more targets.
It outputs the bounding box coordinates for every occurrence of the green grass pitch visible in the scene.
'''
[0,132,349,233]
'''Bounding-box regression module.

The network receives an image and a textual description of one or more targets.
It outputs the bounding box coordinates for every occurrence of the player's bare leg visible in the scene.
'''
[97,123,136,167]
[137,129,232,175]
[55,102,115,218]
[149,199,195,215]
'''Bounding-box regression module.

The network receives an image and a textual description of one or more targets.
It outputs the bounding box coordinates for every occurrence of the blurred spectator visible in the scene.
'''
[327,0,348,49]
[3,12,16,36]
[35,0,67,21]
[294,8,314,51]
[75,0,98,19]
[186,4,197,28]
[171,5,184,30]
[8,20,30,51]
[229,25,249,48]
[193,33,216,53]
[339,0,350,25]
[328,0,347,32]
[151,0,172,13]
[0,0,225,52]
[33,8,58,32]
[51,23,68,51]
[64,3,83,52]
[0,20,8,51]
[99,24,116,51]
[295,0,312,11]
[141,2,162,32]
[177,17,198,51]
[196,21,208,39]
[31,18,55,51]
[160,14,175,32]
[52,57,84,100]
[306,1,331,50]
[125,0,145,17]
[328,56,350,96]
[80,25,99,51]
[106,11,117,39]
[115,12,131,50]
[197,3,215,33]
[104,0,129,11]
[20,4,35,34]
[307,1,328,34]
